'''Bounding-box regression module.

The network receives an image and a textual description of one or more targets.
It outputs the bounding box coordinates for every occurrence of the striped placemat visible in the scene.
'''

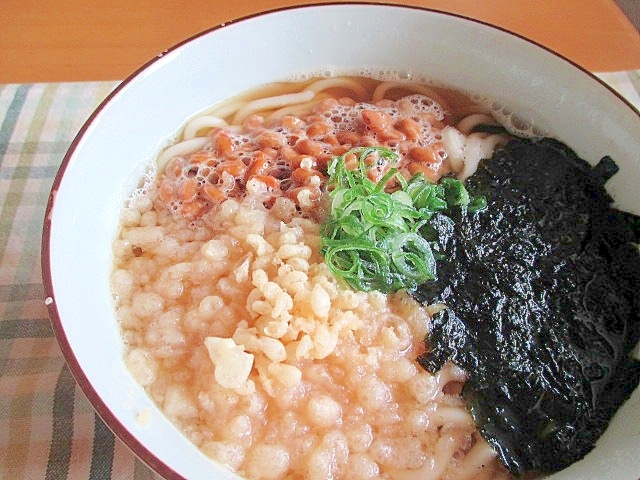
[0,72,638,479]
[0,81,160,479]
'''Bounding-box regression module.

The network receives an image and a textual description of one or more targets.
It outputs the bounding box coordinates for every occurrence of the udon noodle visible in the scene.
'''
[111,76,512,479]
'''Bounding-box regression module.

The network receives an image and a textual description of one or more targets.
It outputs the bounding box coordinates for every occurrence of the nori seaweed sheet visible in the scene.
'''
[413,138,640,476]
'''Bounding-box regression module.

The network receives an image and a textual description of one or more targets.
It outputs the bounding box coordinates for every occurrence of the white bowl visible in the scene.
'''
[42,4,640,479]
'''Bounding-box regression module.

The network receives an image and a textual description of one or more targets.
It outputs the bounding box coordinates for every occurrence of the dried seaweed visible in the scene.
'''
[413,138,640,476]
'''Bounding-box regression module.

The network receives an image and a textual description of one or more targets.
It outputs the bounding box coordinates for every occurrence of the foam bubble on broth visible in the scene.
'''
[284,67,419,83]
[239,92,447,157]
[488,100,549,138]
[124,164,157,211]
[284,69,545,138]
[161,78,454,206]
[318,94,444,143]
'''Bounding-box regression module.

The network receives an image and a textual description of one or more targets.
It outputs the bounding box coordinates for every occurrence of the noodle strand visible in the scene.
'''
[183,115,228,139]
[231,90,315,125]
[304,77,368,99]
[372,81,451,110]
[156,136,209,169]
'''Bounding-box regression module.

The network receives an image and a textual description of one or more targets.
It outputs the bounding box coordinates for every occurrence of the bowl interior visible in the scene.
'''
[43,4,640,479]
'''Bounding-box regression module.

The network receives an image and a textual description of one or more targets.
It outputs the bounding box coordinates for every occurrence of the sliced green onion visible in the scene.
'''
[321,146,484,293]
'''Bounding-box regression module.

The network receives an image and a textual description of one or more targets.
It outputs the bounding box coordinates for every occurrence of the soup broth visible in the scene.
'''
[111,76,511,479]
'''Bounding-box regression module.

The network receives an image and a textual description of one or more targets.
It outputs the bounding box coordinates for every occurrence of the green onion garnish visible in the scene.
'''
[320,146,484,293]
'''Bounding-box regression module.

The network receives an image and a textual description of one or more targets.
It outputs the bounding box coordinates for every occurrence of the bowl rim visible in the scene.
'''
[40,3,640,479]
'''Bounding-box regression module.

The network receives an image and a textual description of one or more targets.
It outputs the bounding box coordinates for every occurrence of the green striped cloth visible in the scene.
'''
[0,73,639,479]
[0,82,160,479]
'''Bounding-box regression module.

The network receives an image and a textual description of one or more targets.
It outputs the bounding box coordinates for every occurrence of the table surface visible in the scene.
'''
[1,0,640,83]
[1,1,640,479]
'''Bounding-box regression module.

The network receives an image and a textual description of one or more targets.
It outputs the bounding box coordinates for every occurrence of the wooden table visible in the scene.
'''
[1,0,640,83]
